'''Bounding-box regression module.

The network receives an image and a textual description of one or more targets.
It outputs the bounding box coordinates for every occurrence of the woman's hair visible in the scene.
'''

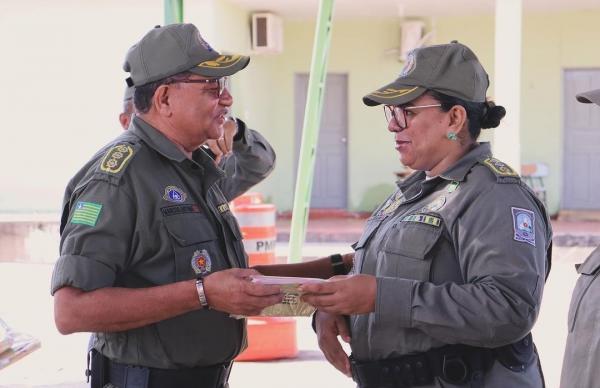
[428,90,506,140]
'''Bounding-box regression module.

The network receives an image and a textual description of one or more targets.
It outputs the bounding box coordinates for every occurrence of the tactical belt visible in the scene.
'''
[107,358,232,388]
[350,334,535,388]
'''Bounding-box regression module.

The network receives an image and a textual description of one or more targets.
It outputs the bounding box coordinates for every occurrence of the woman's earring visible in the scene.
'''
[447,132,458,141]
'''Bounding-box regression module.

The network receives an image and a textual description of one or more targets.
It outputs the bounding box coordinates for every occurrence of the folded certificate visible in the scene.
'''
[251,275,325,317]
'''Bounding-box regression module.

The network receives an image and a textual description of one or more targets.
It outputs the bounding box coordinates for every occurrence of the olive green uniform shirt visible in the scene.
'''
[51,116,275,369]
[560,247,600,388]
[350,143,552,387]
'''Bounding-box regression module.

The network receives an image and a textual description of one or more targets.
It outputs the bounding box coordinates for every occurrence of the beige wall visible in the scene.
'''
[435,10,600,215]
[241,9,600,214]
[2,1,600,215]
[236,19,411,211]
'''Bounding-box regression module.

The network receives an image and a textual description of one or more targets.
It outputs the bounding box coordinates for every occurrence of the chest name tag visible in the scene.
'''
[217,203,230,214]
[402,214,441,227]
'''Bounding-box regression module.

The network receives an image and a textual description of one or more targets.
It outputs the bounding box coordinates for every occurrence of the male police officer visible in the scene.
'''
[560,88,600,388]
[51,23,282,388]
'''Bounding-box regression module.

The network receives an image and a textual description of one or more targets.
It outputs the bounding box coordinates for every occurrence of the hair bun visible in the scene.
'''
[481,101,506,129]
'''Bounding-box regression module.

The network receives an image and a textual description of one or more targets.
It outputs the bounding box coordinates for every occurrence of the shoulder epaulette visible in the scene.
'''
[479,157,521,184]
[95,141,140,182]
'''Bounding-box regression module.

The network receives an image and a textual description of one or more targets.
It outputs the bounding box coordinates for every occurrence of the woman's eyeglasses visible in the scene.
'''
[383,104,442,129]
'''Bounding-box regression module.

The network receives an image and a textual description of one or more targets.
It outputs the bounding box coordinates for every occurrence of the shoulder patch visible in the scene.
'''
[512,207,535,246]
[99,144,135,174]
[480,157,520,183]
[71,201,103,227]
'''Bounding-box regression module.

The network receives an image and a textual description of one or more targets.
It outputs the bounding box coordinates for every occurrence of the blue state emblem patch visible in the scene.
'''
[511,207,535,246]
[163,185,187,203]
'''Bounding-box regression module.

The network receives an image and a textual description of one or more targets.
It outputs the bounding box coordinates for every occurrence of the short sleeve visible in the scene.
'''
[51,178,136,294]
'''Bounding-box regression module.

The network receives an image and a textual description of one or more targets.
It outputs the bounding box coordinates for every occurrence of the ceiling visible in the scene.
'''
[227,0,600,19]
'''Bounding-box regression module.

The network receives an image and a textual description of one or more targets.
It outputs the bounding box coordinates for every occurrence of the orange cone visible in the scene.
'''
[232,201,298,361]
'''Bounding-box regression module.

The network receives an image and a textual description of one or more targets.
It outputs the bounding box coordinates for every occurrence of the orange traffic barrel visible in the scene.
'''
[235,317,298,361]
[233,202,298,361]
[231,192,264,208]
[234,204,277,266]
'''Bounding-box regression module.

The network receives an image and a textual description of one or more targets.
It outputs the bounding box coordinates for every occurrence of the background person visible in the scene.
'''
[559,88,600,388]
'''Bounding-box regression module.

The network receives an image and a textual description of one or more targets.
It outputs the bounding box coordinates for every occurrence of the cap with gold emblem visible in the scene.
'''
[123,23,250,87]
[363,41,489,106]
[576,88,600,106]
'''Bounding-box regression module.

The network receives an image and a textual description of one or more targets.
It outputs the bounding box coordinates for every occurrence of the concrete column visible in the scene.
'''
[493,0,522,172]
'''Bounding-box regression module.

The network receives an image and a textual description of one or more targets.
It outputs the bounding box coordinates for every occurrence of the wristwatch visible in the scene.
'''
[330,253,347,276]
[195,277,209,309]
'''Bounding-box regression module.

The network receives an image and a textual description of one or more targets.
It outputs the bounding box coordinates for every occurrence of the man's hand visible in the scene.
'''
[300,274,376,315]
[203,268,282,316]
[204,117,237,164]
[315,311,352,377]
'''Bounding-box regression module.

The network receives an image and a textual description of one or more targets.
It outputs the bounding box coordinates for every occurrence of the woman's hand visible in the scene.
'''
[315,311,352,377]
[300,274,376,315]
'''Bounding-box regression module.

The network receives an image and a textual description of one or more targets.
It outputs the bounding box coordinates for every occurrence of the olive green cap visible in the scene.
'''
[123,23,250,87]
[363,41,489,106]
[576,89,600,106]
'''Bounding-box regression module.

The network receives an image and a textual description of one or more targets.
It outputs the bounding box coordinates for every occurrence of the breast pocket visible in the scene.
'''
[380,220,443,281]
[163,213,221,281]
[568,248,600,332]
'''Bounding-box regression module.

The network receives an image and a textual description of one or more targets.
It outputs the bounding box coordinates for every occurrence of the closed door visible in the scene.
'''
[563,69,600,209]
[295,73,348,209]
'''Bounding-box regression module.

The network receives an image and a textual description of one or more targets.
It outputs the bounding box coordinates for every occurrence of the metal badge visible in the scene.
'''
[191,249,212,276]
[422,196,446,212]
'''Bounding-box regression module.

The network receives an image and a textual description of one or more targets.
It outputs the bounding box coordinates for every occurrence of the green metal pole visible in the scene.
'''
[288,0,335,263]
[164,0,184,24]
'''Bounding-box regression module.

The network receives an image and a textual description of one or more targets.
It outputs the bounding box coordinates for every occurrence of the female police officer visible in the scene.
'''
[300,41,552,388]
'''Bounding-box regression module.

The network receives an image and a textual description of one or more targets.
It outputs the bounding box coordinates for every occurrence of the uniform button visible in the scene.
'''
[404,363,412,371]
[415,361,423,368]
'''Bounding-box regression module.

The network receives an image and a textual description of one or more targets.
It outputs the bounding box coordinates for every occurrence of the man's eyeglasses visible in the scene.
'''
[383,104,442,129]
[166,76,230,99]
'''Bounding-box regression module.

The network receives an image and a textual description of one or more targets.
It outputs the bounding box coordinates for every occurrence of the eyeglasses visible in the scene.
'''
[166,76,230,99]
[383,104,442,129]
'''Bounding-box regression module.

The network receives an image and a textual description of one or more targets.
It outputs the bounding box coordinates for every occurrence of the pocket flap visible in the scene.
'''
[163,214,217,246]
[577,247,600,275]
[384,221,443,259]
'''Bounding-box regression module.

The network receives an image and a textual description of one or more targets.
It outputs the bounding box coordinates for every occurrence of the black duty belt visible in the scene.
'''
[350,334,535,388]
[107,358,232,388]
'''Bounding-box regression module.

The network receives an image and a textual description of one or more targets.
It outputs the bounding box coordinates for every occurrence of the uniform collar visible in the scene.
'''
[438,142,492,182]
[130,116,188,163]
[397,142,492,192]
[129,116,225,186]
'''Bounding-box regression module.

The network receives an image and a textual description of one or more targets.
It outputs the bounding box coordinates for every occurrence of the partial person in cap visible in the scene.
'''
[559,88,600,388]
[51,23,280,388]
[293,41,552,387]
[119,85,135,129]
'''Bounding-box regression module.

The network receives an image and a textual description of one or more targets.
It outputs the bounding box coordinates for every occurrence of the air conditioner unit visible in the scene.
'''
[251,13,283,54]
[400,20,425,61]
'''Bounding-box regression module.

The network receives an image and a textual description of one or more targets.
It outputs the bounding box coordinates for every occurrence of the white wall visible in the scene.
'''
[0,1,163,212]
